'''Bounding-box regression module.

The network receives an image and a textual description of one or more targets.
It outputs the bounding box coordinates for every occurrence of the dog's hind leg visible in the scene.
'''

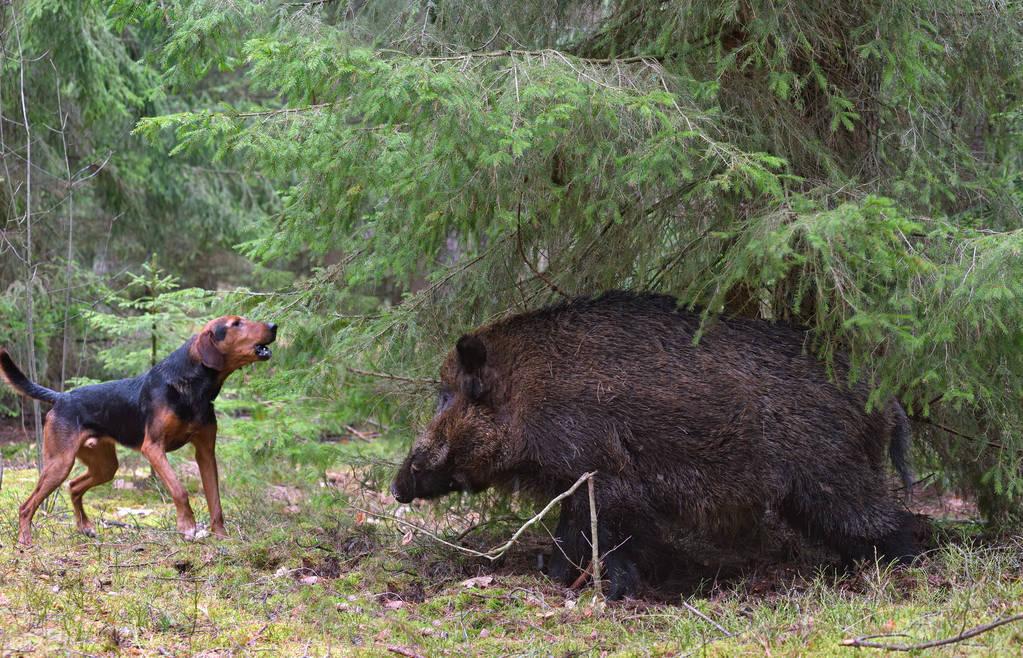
[70,439,119,537]
[18,416,79,546]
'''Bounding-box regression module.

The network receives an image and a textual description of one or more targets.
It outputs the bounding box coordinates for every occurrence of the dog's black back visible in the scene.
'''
[45,339,221,449]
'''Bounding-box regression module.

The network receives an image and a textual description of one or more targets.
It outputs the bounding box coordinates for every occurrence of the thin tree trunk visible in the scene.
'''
[55,62,75,392]
[148,266,157,481]
[13,10,43,469]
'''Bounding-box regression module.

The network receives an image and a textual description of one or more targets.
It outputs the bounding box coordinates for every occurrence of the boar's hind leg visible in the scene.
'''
[840,508,917,566]
[781,481,917,567]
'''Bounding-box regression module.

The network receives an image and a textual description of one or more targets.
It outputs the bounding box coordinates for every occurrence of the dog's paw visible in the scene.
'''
[180,522,211,541]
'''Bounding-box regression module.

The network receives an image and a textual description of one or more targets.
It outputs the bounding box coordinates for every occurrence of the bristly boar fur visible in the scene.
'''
[391,291,917,599]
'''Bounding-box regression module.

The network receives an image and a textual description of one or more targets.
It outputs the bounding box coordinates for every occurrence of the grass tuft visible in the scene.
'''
[0,446,1021,655]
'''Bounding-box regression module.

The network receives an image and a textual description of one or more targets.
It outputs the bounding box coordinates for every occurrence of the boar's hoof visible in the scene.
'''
[605,553,641,601]
[546,547,580,586]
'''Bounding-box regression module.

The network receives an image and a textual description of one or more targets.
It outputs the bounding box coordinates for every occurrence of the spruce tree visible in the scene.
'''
[24,1,1023,521]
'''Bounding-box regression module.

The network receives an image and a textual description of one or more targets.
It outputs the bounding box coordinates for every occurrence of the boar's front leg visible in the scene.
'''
[547,495,588,586]
[600,517,642,600]
[546,489,642,600]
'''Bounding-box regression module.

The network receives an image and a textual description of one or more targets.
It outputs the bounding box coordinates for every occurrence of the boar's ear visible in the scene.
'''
[455,334,487,400]
[456,334,487,371]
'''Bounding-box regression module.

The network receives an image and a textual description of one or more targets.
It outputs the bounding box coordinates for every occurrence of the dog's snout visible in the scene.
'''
[266,322,278,336]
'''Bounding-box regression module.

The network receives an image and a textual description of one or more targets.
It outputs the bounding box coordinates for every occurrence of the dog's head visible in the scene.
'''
[190,316,278,374]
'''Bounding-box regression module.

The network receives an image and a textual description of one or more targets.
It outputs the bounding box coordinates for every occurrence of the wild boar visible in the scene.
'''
[391,291,916,599]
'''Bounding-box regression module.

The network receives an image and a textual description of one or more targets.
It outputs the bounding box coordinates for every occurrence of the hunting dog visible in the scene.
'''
[0,316,277,545]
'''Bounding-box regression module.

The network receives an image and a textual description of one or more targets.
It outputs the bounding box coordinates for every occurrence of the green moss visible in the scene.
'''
[2,461,1022,656]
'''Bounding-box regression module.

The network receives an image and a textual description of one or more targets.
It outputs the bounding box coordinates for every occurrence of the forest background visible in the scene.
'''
[1,1,1022,654]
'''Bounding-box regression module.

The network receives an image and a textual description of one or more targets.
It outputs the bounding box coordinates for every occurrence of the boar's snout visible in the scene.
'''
[390,455,418,503]
[388,458,417,505]
[390,479,414,504]
[391,446,458,503]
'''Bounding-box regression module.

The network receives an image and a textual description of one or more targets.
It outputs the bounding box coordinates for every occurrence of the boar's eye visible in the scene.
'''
[436,388,454,413]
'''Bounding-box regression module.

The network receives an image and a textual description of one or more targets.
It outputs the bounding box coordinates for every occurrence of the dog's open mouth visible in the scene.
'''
[254,344,272,360]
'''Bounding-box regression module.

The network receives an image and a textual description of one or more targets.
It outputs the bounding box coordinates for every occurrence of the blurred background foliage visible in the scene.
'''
[1,0,1022,522]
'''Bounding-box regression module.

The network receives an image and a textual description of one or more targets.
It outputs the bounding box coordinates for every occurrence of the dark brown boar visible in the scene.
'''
[391,291,916,599]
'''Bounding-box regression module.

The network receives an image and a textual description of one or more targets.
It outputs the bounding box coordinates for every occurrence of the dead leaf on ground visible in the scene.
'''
[115,507,153,518]
[460,575,495,589]
[268,484,305,505]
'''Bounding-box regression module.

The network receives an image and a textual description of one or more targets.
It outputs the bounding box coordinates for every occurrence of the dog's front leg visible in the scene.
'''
[142,430,198,539]
[193,423,226,538]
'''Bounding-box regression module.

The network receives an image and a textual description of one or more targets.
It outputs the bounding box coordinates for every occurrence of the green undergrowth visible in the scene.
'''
[1,441,1021,656]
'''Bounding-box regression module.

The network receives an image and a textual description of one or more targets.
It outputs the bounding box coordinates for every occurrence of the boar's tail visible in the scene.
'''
[889,400,914,499]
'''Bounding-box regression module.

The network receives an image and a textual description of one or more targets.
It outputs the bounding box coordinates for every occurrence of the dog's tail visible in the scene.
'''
[889,400,914,500]
[0,349,62,404]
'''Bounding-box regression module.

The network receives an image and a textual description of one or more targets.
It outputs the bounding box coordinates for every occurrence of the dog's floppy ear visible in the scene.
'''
[194,329,225,370]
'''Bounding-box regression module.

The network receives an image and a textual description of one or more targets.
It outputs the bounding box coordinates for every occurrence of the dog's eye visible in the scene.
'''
[232,319,241,327]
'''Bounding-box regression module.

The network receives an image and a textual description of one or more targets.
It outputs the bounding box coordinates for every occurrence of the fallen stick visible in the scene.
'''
[343,424,376,441]
[681,600,732,638]
[354,471,597,562]
[386,645,427,658]
[841,613,1023,651]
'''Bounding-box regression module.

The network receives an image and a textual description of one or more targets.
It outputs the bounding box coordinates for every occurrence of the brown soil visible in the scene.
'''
[0,414,31,447]
[910,482,980,521]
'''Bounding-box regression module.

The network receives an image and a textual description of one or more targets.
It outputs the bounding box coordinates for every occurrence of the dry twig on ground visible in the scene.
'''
[386,645,427,658]
[841,613,1023,651]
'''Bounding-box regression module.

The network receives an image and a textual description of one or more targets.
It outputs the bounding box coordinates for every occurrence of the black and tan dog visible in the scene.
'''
[0,316,277,545]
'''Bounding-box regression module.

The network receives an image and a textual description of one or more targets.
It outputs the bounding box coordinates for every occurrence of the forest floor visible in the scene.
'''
[0,436,1022,657]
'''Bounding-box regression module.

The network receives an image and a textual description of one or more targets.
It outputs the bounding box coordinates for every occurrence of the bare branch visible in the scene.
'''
[234,102,338,118]
[352,471,597,562]
[914,415,1003,450]
[841,613,1023,651]
[51,58,74,391]
[473,27,501,53]
[587,475,603,602]
[377,47,662,66]
[346,366,440,386]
